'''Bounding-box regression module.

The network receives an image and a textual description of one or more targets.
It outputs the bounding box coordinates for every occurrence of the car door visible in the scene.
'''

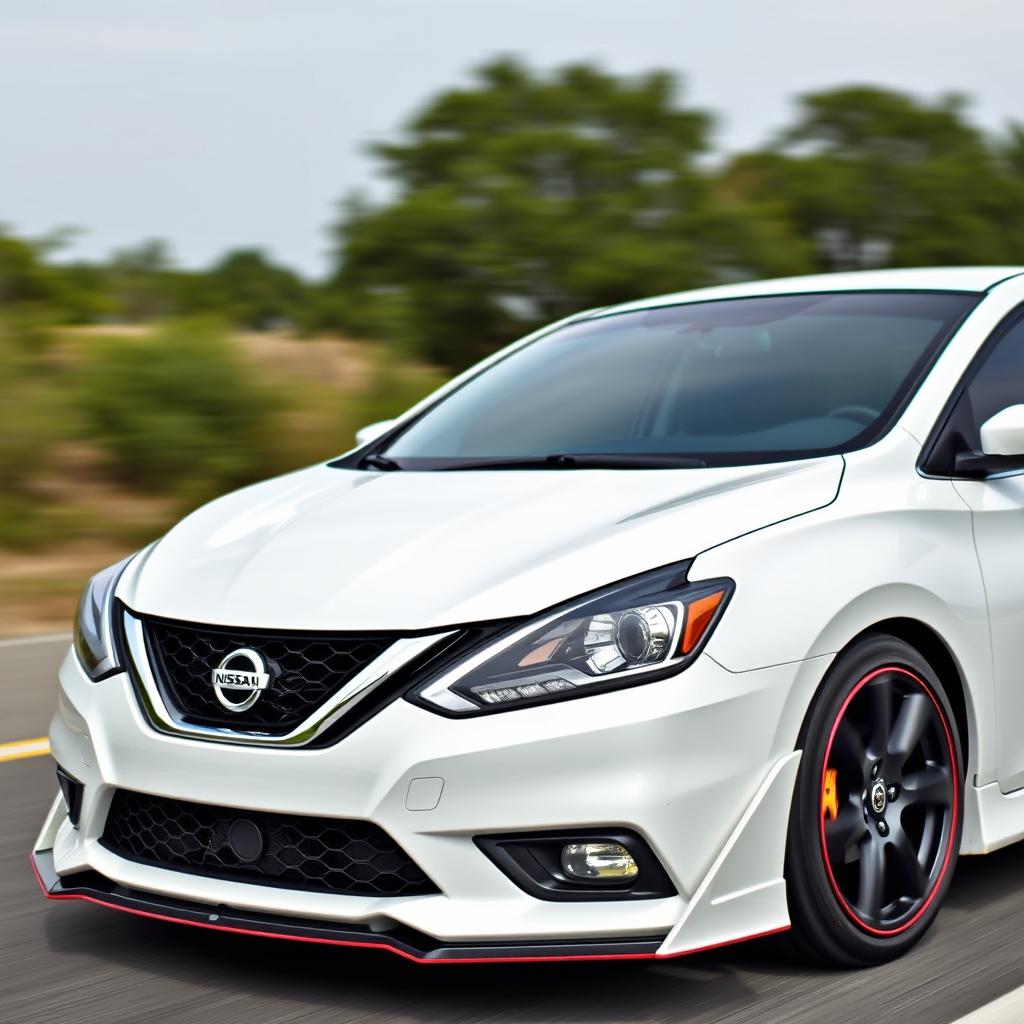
[937,310,1024,792]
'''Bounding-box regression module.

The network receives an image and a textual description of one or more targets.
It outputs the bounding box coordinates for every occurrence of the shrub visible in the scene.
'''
[76,319,283,503]
[0,319,65,546]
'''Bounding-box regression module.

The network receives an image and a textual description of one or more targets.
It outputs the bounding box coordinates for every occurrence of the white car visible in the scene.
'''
[33,267,1024,966]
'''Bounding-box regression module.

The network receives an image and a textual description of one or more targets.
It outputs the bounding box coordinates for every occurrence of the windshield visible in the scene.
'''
[377,291,976,468]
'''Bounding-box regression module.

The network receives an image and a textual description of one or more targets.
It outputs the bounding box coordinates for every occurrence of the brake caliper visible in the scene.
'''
[821,768,839,821]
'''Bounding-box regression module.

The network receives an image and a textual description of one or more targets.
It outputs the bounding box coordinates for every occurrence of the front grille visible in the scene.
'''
[141,616,393,733]
[101,790,438,897]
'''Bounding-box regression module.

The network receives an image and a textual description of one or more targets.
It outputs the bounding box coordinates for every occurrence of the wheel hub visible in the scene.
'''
[869,779,888,816]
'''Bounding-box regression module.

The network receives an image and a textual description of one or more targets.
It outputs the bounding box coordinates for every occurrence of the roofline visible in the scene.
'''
[592,267,1024,319]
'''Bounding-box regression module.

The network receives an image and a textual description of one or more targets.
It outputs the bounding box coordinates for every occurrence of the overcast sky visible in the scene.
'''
[2,0,1021,277]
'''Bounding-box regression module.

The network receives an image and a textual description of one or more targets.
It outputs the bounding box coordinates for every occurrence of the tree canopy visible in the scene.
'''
[725,86,1024,270]
[329,58,808,368]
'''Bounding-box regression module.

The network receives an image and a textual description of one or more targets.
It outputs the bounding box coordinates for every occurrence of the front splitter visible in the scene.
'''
[30,851,675,964]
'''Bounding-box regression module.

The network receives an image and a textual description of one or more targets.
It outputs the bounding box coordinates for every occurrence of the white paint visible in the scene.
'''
[405,777,444,812]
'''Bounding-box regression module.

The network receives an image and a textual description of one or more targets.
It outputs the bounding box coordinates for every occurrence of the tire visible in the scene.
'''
[785,634,964,966]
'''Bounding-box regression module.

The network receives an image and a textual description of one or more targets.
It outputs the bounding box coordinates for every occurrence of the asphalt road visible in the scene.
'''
[2,638,1024,1024]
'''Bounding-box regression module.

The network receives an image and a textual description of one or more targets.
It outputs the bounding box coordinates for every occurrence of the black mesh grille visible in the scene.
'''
[141,617,393,733]
[101,790,437,897]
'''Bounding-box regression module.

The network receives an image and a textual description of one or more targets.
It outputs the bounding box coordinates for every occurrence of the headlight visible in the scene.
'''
[73,555,134,680]
[410,562,732,716]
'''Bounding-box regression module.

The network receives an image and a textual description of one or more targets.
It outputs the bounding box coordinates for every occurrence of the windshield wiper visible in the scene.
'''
[358,453,403,472]
[441,453,707,470]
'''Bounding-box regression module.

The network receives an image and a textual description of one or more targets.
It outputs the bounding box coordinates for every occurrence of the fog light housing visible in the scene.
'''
[475,828,674,901]
[561,842,639,881]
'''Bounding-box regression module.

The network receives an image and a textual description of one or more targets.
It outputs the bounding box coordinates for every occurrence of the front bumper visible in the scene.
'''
[35,645,823,960]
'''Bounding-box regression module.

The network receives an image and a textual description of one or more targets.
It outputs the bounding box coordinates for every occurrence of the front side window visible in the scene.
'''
[922,313,1024,474]
[957,318,1024,442]
[378,291,976,468]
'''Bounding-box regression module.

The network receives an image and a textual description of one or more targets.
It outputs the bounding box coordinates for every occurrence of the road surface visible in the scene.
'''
[1,636,1022,1024]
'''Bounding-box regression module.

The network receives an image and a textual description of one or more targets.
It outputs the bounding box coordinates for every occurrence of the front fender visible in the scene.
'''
[689,444,993,783]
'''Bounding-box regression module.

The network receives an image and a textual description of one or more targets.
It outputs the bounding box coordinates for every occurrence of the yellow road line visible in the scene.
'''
[0,737,51,763]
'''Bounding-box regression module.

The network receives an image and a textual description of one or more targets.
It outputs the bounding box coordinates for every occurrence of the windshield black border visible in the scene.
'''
[331,289,983,472]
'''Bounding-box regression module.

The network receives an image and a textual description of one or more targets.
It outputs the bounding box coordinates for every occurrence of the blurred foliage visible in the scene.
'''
[0,317,63,545]
[0,310,445,551]
[329,58,808,368]
[7,60,1024,560]
[727,87,1024,269]
[350,347,449,430]
[205,249,308,329]
[74,319,285,502]
[0,227,313,331]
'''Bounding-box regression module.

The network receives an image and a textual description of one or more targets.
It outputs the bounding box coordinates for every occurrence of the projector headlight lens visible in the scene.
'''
[411,562,732,715]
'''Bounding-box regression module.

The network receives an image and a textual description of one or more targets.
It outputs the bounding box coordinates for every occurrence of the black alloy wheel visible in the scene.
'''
[786,635,963,966]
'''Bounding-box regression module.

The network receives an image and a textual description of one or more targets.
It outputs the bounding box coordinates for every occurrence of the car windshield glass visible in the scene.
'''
[379,291,976,468]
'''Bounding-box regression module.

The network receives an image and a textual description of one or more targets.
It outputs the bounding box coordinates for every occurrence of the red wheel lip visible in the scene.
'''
[818,665,960,938]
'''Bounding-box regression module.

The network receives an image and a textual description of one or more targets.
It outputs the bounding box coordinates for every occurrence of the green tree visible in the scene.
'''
[107,238,176,320]
[328,58,808,369]
[0,225,113,325]
[207,248,307,330]
[726,86,1024,270]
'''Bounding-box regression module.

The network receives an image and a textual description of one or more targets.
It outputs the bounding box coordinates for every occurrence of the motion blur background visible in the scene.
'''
[4,0,1024,637]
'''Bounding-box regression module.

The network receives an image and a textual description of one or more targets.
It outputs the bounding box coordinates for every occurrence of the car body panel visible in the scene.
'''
[694,428,993,785]
[121,457,842,631]
[45,644,818,950]
[954,476,1024,794]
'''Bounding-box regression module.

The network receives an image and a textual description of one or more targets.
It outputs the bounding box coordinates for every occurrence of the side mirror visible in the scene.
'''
[980,405,1024,457]
[355,419,395,447]
[956,405,1024,476]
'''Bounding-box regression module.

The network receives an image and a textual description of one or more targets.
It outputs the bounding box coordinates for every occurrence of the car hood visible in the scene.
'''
[122,458,843,631]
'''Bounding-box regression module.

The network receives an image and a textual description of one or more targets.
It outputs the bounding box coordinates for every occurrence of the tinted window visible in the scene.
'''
[923,314,1024,474]
[960,319,1024,438]
[383,292,975,467]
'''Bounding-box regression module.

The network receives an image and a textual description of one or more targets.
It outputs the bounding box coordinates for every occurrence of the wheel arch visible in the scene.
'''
[837,618,971,777]
[786,616,974,781]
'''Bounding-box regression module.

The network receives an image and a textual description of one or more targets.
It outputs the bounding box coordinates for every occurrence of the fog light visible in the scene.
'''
[561,842,639,881]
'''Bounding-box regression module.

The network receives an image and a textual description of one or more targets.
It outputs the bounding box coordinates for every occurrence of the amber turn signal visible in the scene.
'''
[681,589,727,654]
